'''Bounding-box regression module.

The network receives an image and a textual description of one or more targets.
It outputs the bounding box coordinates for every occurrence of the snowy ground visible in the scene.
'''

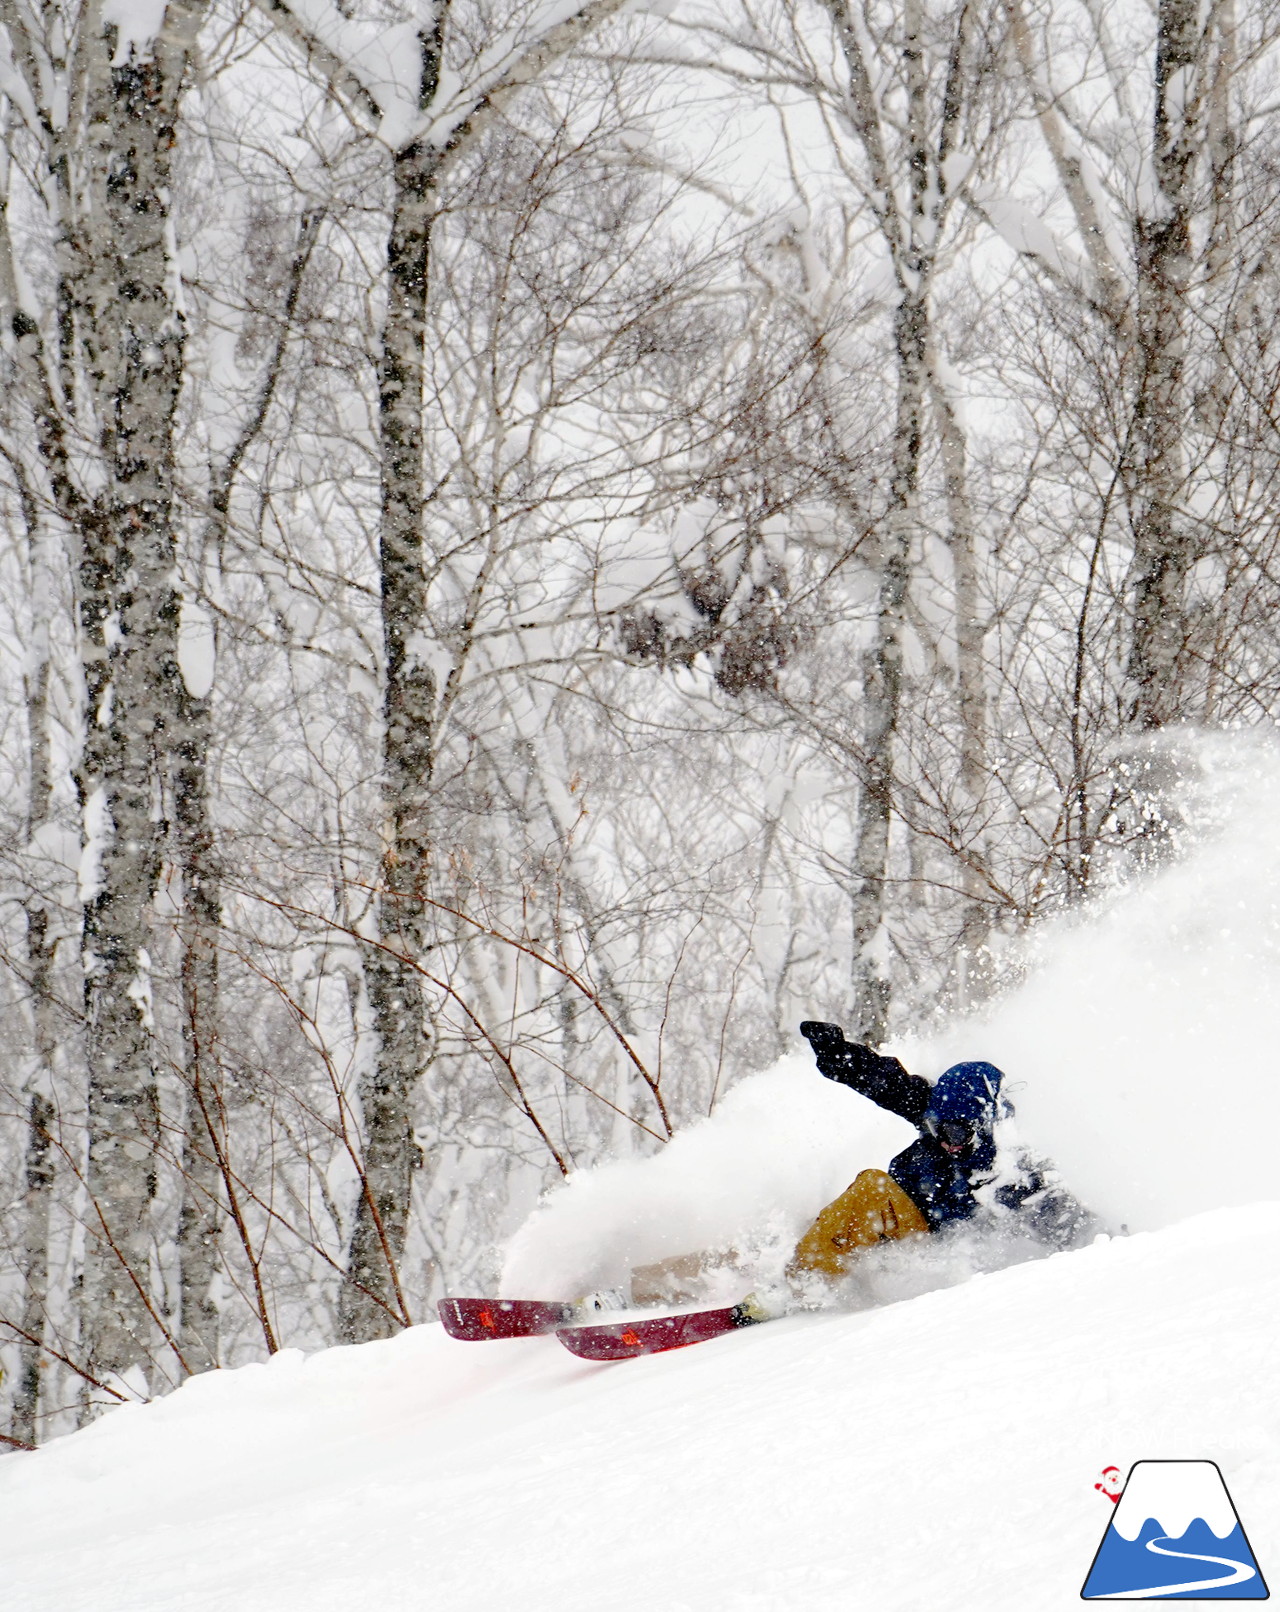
[5,1202,1277,1612]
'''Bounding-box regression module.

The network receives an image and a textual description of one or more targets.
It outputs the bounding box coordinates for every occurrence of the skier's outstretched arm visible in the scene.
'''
[798,1022,931,1124]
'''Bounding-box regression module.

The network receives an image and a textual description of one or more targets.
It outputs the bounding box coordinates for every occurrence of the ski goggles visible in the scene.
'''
[922,1115,976,1155]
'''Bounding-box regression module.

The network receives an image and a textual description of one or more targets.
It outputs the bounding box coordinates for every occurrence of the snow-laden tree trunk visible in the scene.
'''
[930,361,991,1005]
[1205,0,1238,306]
[820,0,973,1042]
[77,0,204,1390]
[1002,0,1215,739]
[1000,0,1129,326]
[13,1088,55,1446]
[1125,0,1206,733]
[1107,0,1217,862]
[0,64,80,1442]
[173,669,221,1374]
[336,124,442,1345]
[850,280,926,1043]
[13,470,60,1443]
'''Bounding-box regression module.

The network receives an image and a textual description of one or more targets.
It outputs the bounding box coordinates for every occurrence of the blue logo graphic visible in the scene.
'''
[1082,1460,1268,1600]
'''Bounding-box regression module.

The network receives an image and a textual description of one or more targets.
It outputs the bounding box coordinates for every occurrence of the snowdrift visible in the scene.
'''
[5,1205,1278,1611]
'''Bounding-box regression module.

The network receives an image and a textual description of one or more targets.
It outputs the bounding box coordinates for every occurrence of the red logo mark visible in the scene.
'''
[621,1330,640,1347]
[479,1308,495,1330]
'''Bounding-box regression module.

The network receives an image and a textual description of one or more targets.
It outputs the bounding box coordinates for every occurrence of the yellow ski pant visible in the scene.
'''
[787,1169,929,1280]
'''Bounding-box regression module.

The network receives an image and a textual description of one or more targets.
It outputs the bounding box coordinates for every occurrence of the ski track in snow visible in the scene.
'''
[3,1203,1279,1612]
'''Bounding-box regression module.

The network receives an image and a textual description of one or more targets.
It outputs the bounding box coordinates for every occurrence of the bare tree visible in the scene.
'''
[992,0,1277,860]
[246,0,703,1340]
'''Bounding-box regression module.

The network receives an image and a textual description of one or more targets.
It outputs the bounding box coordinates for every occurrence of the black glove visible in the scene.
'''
[799,1021,846,1053]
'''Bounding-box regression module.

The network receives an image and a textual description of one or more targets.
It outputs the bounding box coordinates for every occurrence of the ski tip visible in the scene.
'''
[437,1297,576,1341]
[437,1297,498,1340]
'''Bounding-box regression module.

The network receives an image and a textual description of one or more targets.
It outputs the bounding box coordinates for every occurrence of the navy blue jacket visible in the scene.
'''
[798,1024,1097,1250]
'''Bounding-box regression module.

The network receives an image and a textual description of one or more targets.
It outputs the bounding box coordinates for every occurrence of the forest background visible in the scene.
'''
[0,0,1274,1445]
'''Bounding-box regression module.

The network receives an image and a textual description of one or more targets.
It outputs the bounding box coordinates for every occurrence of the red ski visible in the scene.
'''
[557,1299,767,1361]
[437,1297,579,1341]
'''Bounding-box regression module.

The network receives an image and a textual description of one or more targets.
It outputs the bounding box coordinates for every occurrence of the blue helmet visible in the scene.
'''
[922,1061,1006,1160]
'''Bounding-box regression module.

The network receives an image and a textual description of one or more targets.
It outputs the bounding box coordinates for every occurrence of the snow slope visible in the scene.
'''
[5,1203,1277,1612]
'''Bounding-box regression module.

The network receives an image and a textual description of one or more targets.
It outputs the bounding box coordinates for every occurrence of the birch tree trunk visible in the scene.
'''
[13,1089,55,1445]
[820,0,972,1042]
[1001,0,1129,326]
[337,128,440,1344]
[930,362,991,1004]
[77,0,204,1389]
[850,280,925,1043]
[13,468,60,1443]
[1125,0,1206,734]
[1204,0,1238,324]
[173,673,221,1374]
[1107,0,1216,862]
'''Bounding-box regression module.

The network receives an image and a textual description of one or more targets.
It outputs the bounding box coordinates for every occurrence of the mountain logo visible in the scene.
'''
[1081,1460,1268,1600]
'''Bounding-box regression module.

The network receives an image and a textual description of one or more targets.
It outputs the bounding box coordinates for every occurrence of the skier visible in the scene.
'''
[440,1023,1104,1351]
[788,1020,1100,1284]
